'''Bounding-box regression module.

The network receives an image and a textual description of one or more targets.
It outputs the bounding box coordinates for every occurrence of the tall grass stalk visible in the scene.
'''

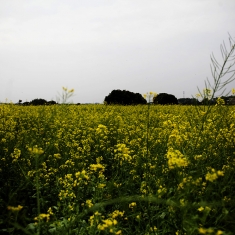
[192,34,235,153]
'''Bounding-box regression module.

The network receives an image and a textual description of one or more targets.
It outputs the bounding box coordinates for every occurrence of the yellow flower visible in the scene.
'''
[205,169,224,182]
[97,224,105,230]
[47,207,53,215]
[216,97,225,105]
[129,202,136,209]
[166,148,189,169]
[98,183,106,189]
[232,88,235,95]
[110,210,124,218]
[216,230,223,235]
[205,172,218,182]
[217,170,224,176]
[203,88,212,98]
[86,199,93,208]
[34,213,50,222]
[198,227,214,234]
[28,146,44,155]
[90,163,105,172]
[97,218,118,231]
[198,206,204,211]
[7,205,23,212]
[152,92,158,97]
[11,148,21,160]
[54,153,61,158]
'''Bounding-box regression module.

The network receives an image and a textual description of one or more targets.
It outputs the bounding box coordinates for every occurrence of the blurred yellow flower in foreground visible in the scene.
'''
[7,205,23,212]
[34,213,50,222]
[198,206,204,212]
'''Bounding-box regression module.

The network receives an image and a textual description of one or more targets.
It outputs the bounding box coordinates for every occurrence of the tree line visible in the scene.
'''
[14,90,235,106]
[104,89,235,105]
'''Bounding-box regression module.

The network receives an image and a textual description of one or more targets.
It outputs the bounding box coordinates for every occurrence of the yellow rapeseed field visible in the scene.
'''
[0,103,235,234]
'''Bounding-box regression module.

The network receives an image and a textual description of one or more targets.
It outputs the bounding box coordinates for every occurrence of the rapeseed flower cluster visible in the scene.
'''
[205,168,224,182]
[114,143,133,165]
[216,97,226,105]
[10,148,21,163]
[7,205,23,212]
[28,145,44,155]
[34,213,50,222]
[166,148,189,169]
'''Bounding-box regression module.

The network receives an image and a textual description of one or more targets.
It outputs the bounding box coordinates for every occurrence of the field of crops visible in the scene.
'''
[0,103,235,234]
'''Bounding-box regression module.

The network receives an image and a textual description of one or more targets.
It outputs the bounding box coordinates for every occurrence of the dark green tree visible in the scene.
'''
[30,98,47,106]
[46,100,57,105]
[153,93,178,105]
[22,101,30,106]
[104,90,147,105]
[178,98,200,105]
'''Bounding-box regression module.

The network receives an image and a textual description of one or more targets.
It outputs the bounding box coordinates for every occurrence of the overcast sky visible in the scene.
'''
[1,0,235,103]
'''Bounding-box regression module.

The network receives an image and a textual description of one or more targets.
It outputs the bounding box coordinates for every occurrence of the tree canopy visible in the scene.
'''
[104,90,147,105]
[22,99,57,106]
[153,93,178,105]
